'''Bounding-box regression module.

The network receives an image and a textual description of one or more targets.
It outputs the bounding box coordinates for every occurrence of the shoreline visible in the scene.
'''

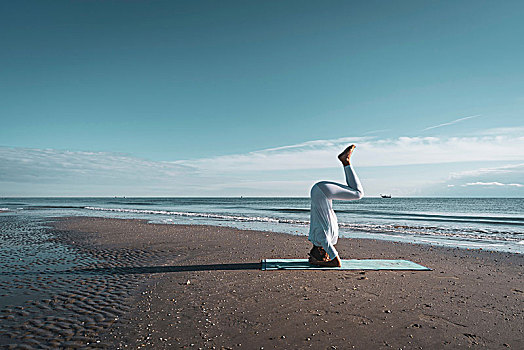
[1,216,523,349]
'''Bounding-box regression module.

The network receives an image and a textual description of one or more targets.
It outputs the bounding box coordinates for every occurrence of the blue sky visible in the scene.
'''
[1,0,523,197]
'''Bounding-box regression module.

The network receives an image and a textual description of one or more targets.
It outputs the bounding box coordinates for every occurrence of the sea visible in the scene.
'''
[1,197,523,254]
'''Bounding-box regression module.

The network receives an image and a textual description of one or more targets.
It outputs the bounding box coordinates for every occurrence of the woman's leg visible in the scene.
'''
[315,164,364,201]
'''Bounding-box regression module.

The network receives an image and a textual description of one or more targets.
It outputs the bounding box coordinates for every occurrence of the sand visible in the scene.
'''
[1,216,523,349]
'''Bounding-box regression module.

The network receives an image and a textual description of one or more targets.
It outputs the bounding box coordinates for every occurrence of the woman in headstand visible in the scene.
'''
[308,145,364,267]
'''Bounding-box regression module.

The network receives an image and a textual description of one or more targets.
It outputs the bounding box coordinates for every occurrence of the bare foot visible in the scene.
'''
[338,145,356,166]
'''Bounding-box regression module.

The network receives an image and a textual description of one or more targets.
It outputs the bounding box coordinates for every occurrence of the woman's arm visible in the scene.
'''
[308,255,342,267]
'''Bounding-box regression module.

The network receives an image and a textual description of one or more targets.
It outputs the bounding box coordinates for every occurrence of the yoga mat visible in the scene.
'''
[261,259,431,271]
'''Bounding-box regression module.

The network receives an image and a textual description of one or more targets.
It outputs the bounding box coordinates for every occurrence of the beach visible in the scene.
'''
[3,1,524,349]
[1,216,522,349]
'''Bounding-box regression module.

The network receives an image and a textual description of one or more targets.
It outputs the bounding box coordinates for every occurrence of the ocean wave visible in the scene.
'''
[106,201,157,205]
[26,205,87,210]
[84,206,521,243]
[267,208,524,226]
[337,222,519,242]
[84,206,306,225]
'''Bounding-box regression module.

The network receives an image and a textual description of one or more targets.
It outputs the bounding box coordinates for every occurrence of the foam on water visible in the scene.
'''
[85,206,293,224]
[83,205,523,245]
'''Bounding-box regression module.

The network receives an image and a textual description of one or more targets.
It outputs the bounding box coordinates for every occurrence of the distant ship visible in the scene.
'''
[380,194,392,198]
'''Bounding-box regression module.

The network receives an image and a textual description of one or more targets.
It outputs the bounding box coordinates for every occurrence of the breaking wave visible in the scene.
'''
[84,206,521,243]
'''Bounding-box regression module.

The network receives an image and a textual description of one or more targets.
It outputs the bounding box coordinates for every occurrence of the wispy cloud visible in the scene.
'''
[362,129,390,135]
[476,126,524,136]
[450,163,524,179]
[0,147,194,184]
[422,115,480,131]
[439,162,524,196]
[175,132,524,171]
[0,147,208,196]
[461,182,523,187]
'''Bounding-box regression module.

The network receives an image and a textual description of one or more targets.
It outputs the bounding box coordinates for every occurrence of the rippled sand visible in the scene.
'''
[0,216,167,348]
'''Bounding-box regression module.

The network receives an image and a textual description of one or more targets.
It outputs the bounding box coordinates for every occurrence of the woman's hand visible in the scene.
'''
[308,255,342,267]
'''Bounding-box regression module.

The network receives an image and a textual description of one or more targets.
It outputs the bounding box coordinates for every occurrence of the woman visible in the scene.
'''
[308,145,364,267]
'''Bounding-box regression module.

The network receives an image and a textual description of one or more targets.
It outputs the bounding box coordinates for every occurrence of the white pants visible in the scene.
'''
[308,165,364,259]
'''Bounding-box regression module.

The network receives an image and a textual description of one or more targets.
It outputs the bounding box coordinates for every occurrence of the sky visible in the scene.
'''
[1,0,523,197]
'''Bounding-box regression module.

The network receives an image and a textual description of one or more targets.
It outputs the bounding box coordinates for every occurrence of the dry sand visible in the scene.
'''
[1,216,523,349]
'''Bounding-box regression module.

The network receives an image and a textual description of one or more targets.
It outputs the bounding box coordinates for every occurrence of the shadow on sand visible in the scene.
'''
[73,262,262,275]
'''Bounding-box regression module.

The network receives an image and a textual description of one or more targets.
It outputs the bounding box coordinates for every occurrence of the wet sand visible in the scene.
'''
[0,216,169,349]
[2,217,523,349]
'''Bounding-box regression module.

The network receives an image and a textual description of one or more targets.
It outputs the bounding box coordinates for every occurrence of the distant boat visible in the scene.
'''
[380,194,392,198]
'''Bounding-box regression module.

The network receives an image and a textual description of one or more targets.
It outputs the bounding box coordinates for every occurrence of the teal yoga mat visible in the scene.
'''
[261,259,431,271]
